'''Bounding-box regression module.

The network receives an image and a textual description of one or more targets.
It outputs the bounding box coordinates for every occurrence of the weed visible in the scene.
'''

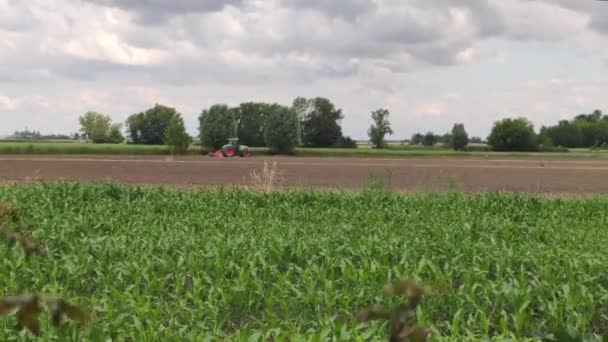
[249,161,284,192]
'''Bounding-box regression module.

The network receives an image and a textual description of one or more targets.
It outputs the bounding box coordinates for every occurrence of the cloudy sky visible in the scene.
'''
[1,0,608,139]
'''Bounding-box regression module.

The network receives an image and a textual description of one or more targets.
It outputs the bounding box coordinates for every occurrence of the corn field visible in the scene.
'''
[1,182,607,340]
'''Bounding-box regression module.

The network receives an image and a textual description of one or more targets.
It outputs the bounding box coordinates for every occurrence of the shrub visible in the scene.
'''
[333,136,357,148]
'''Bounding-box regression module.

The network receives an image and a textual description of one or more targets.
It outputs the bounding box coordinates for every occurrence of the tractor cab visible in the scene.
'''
[227,138,240,149]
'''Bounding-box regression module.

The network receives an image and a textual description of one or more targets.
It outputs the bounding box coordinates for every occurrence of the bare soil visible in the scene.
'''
[1,155,608,193]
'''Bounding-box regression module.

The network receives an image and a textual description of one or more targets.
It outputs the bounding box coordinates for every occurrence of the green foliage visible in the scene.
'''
[368,108,394,148]
[199,104,238,150]
[164,115,191,155]
[1,183,608,339]
[332,136,358,148]
[108,124,125,144]
[126,104,179,145]
[263,105,299,154]
[300,97,344,147]
[411,133,424,145]
[421,132,438,146]
[78,112,123,144]
[488,117,538,152]
[236,102,272,147]
[544,110,608,148]
[450,123,469,151]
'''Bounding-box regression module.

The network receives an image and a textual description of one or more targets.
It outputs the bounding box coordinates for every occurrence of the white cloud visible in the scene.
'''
[0,0,607,138]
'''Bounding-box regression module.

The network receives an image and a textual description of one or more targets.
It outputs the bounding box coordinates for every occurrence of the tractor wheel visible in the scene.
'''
[240,150,251,157]
[222,146,236,157]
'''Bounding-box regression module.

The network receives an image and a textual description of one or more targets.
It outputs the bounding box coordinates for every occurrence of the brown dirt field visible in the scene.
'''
[1,155,608,193]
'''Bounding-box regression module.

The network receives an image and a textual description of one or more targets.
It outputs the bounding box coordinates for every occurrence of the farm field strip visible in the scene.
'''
[3,156,608,171]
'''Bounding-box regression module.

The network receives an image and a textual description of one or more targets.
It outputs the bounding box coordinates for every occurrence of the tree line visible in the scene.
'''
[76,100,606,154]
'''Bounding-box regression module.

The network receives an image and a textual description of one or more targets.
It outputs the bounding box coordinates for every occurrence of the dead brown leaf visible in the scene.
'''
[15,295,42,336]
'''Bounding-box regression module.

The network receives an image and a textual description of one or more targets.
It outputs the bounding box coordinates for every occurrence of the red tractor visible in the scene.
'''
[208,138,251,157]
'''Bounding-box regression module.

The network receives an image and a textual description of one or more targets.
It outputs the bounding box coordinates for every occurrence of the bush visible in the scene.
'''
[264,105,299,154]
[333,136,357,148]
[487,118,538,152]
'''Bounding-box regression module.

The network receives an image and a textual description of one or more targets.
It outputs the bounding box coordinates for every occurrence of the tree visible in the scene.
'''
[79,112,106,140]
[165,115,191,154]
[300,97,344,147]
[109,124,125,144]
[125,113,145,144]
[78,112,122,143]
[410,133,424,145]
[236,102,272,147]
[450,123,469,150]
[199,104,237,150]
[292,97,313,144]
[125,104,179,145]
[421,132,438,146]
[487,117,538,152]
[264,105,299,154]
[368,108,394,148]
[543,110,608,148]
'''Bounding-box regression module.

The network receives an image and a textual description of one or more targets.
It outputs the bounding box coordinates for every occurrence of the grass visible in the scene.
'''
[1,182,607,340]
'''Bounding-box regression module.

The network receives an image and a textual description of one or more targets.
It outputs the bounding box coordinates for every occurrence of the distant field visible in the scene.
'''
[1,141,608,159]
[0,183,607,339]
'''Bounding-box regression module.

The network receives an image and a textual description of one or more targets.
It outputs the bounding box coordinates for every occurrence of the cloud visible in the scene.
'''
[1,0,608,139]
[81,0,247,24]
[280,0,375,19]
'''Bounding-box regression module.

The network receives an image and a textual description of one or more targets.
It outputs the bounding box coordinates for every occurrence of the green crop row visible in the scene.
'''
[1,183,607,340]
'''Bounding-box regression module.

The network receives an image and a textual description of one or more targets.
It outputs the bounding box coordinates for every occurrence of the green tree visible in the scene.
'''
[368,108,394,148]
[421,132,438,146]
[487,118,538,152]
[300,97,344,147]
[125,104,179,145]
[78,112,123,143]
[109,124,125,144]
[543,110,608,148]
[236,102,272,147]
[79,112,106,140]
[450,123,469,150]
[410,133,424,145]
[264,105,299,154]
[199,104,237,150]
[291,97,313,145]
[165,115,191,154]
[125,113,145,144]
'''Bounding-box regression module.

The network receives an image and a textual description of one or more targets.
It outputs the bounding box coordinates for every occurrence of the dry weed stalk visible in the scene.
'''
[0,202,46,257]
[250,161,284,193]
[358,279,429,342]
[0,295,90,336]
